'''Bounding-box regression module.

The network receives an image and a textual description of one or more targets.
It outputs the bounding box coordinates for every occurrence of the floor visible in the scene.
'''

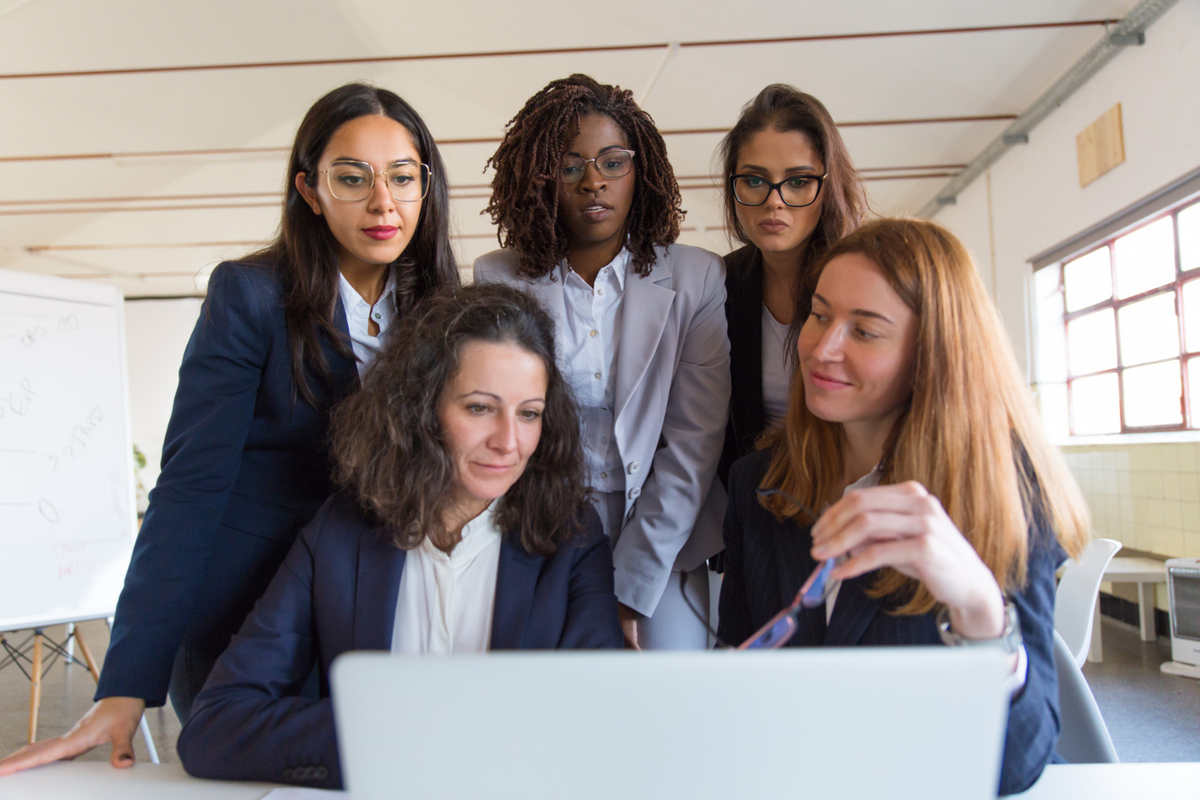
[1,616,1197,767]
[1081,616,1200,762]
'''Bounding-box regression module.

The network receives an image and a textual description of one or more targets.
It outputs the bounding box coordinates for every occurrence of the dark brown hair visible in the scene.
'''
[331,283,589,555]
[761,218,1088,614]
[247,82,458,408]
[719,84,867,305]
[484,73,684,278]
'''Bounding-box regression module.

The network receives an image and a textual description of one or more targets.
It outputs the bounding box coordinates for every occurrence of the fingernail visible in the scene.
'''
[811,545,826,558]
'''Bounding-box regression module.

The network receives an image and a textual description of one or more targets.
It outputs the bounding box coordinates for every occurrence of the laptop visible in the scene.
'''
[331,648,1011,799]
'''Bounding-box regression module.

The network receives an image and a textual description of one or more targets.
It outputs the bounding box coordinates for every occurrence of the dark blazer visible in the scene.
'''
[96,261,360,705]
[718,448,1067,797]
[177,493,624,790]
[718,245,766,488]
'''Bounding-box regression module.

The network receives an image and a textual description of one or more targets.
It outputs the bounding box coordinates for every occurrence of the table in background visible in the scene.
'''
[3,760,1199,799]
[1090,556,1168,662]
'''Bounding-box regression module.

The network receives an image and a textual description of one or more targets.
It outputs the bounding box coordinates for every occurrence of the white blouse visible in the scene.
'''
[558,249,629,493]
[761,304,794,427]
[391,502,503,655]
[337,267,397,376]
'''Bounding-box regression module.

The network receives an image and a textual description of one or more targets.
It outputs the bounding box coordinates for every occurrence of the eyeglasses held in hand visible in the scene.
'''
[560,149,636,184]
[729,173,826,208]
[736,488,835,650]
[318,159,431,203]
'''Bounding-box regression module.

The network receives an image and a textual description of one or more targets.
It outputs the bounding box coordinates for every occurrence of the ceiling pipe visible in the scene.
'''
[918,0,1179,217]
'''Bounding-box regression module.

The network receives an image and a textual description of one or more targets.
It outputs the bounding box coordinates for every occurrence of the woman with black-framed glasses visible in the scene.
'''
[0,82,458,776]
[476,74,731,650]
[714,85,868,493]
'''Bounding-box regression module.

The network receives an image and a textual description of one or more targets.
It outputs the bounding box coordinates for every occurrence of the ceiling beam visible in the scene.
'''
[0,21,1118,81]
[0,116,1014,165]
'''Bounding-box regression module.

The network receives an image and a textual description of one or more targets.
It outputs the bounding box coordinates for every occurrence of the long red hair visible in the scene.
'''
[761,218,1089,614]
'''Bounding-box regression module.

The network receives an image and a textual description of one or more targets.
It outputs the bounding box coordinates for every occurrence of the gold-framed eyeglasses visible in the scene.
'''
[729,173,827,208]
[318,159,431,203]
[560,149,636,184]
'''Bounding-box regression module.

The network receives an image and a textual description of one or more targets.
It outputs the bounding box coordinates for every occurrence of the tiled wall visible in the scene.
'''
[1062,441,1200,611]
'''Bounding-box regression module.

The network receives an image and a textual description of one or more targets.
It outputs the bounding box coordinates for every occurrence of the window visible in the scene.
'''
[1042,196,1200,435]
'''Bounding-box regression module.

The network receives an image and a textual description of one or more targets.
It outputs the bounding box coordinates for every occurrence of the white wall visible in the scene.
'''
[124,297,202,507]
[935,0,1200,380]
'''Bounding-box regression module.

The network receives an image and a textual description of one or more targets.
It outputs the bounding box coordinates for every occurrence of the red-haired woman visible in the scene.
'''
[719,218,1090,795]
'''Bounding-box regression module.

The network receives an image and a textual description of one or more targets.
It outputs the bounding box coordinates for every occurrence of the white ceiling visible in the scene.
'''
[0,0,1137,297]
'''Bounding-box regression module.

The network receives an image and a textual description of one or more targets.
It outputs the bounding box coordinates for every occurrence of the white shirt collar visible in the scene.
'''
[559,246,630,290]
[421,500,502,565]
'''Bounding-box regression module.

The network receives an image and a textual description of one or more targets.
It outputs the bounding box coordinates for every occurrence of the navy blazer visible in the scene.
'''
[176,493,623,790]
[718,245,767,488]
[97,261,360,705]
[718,449,1066,796]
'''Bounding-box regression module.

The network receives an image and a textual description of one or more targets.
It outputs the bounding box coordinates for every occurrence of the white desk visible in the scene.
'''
[2,760,1198,799]
[1090,556,1168,662]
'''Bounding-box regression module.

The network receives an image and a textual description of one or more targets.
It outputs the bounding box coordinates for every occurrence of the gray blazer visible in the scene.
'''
[474,244,731,617]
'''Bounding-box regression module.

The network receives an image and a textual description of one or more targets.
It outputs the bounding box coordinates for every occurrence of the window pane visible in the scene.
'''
[1182,280,1200,353]
[1066,308,1117,376]
[1114,216,1175,299]
[1181,202,1200,274]
[1117,291,1179,366]
[1123,360,1182,427]
[1071,373,1121,435]
[1063,247,1112,312]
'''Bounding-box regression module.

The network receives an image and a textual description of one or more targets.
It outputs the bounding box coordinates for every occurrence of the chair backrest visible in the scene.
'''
[1052,629,1119,763]
[1055,538,1122,668]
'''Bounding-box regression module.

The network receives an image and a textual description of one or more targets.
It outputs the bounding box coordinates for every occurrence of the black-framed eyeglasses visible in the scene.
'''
[318,159,431,203]
[729,173,827,208]
[561,149,636,184]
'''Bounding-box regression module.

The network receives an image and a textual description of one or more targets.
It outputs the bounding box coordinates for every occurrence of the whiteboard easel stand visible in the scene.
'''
[0,623,159,763]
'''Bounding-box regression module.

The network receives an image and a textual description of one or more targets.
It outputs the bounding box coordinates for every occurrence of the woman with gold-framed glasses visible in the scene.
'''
[0,82,458,776]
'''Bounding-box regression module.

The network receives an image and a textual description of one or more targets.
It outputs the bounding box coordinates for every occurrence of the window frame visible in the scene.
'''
[1062,198,1200,435]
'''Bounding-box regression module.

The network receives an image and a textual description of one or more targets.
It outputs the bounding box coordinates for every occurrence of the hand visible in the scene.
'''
[617,603,641,650]
[0,696,146,776]
[809,481,1006,639]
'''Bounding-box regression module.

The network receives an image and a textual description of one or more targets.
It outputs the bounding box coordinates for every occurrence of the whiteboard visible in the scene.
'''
[0,269,137,630]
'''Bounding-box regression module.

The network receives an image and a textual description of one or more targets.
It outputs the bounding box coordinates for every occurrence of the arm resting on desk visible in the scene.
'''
[177,507,342,790]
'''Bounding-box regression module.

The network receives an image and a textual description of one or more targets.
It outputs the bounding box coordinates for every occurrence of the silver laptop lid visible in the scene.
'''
[332,648,1010,800]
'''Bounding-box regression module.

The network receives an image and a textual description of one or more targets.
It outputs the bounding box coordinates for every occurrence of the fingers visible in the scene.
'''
[813,482,933,540]
[829,538,930,582]
[0,735,92,776]
[812,483,947,560]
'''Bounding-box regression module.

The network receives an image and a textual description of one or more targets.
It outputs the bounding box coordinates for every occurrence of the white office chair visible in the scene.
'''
[1055,538,1121,668]
[1052,629,1119,763]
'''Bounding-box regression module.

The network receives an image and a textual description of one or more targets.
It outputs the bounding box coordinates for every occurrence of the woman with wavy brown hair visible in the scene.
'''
[716,84,868,485]
[476,74,730,650]
[718,218,1089,795]
[174,284,623,789]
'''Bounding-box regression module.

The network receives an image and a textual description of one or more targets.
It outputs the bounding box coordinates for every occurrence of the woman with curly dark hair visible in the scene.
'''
[716,85,868,487]
[476,74,730,650]
[175,283,623,789]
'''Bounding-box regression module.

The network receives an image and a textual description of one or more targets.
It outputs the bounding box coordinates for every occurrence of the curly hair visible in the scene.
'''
[484,73,684,278]
[330,284,589,556]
